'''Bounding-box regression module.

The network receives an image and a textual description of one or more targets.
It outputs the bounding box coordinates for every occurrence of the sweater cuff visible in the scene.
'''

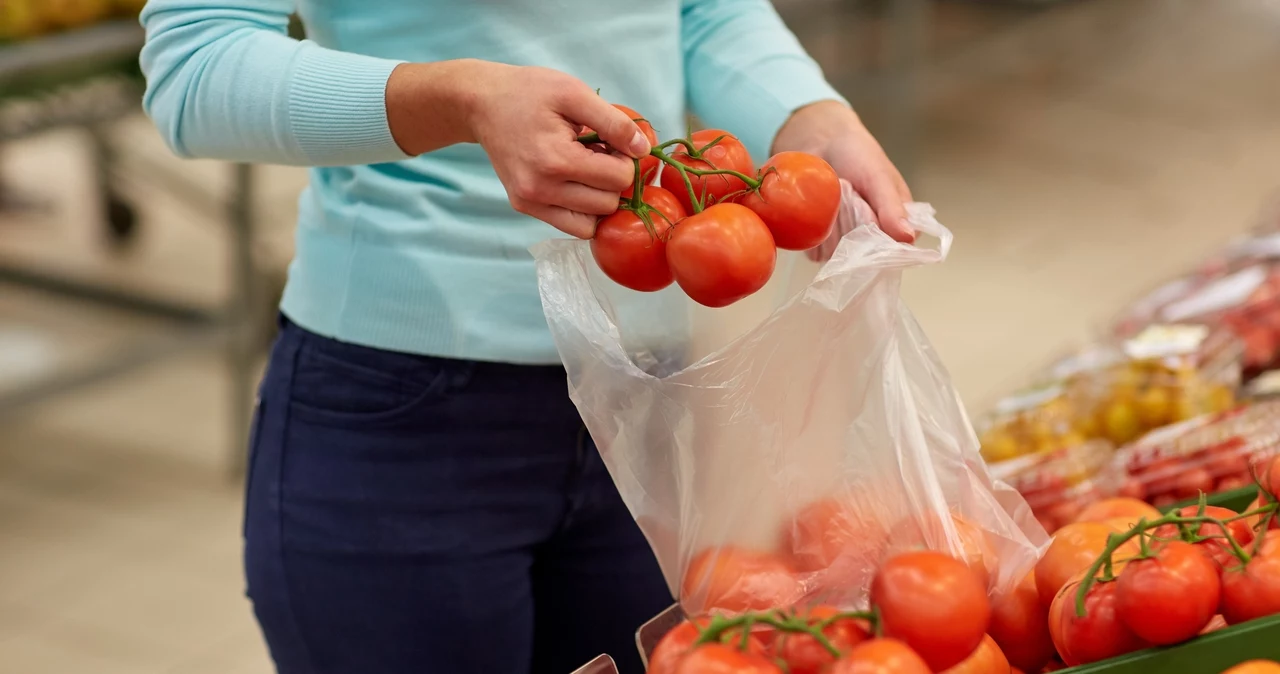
[288,43,410,166]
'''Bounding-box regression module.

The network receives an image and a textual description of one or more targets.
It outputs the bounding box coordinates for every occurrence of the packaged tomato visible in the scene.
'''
[533,183,1046,616]
[1108,401,1280,507]
[989,440,1118,533]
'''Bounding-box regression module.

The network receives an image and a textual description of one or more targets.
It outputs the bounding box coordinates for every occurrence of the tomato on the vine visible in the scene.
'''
[666,203,776,308]
[1152,505,1253,569]
[772,605,871,674]
[673,643,781,674]
[870,551,990,673]
[660,130,754,213]
[580,103,659,199]
[987,573,1054,674]
[1114,540,1221,644]
[1048,577,1148,666]
[1220,552,1280,625]
[939,635,1008,674]
[739,151,841,251]
[828,639,931,674]
[649,618,769,674]
[891,512,995,591]
[591,186,685,292]
[681,546,801,616]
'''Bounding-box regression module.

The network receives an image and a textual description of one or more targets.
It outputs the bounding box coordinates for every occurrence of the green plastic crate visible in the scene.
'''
[1059,614,1280,674]
[1165,486,1259,514]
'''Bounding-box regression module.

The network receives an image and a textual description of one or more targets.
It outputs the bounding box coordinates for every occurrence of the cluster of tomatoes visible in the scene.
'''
[651,459,1280,673]
[651,550,994,674]
[584,105,843,308]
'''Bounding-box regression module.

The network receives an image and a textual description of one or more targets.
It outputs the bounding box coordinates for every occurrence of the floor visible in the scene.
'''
[1,0,1278,670]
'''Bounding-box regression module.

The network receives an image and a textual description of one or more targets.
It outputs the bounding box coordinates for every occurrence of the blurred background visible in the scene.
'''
[1,0,1277,671]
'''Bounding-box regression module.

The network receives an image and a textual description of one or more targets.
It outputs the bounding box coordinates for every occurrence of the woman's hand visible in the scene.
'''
[386,60,651,239]
[772,101,914,259]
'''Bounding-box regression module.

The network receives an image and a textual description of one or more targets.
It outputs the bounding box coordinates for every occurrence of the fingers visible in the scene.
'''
[865,176,915,244]
[560,87,651,158]
[518,203,598,240]
[563,144,635,192]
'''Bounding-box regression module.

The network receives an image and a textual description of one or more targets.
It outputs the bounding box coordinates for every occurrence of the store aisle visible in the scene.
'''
[1,0,1278,671]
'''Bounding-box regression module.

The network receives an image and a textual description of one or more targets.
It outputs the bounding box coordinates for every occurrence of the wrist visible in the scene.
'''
[386,59,487,155]
[771,100,863,156]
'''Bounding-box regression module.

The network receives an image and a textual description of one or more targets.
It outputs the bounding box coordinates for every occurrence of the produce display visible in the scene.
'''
[990,440,1121,533]
[642,462,1280,674]
[580,105,841,307]
[1110,402,1280,508]
[0,0,145,42]
[979,328,1240,465]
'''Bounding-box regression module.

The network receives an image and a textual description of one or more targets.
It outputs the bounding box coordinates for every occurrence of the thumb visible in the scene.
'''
[563,89,651,159]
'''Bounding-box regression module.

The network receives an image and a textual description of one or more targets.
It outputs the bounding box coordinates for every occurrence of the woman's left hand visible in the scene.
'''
[772,101,915,260]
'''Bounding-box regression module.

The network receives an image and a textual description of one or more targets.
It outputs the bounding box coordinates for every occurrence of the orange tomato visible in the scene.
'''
[1222,661,1280,674]
[1074,498,1162,527]
[892,512,995,590]
[785,498,888,574]
[681,546,802,615]
[940,635,1009,674]
[988,573,1054,673]
[1035,522,1140,608]
[828,639,931,674]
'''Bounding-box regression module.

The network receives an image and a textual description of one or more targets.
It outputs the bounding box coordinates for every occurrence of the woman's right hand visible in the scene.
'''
[387,60,650,239]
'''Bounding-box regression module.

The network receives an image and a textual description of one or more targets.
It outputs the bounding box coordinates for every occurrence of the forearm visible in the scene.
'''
[141,0,410,166]
[680,0,847,161]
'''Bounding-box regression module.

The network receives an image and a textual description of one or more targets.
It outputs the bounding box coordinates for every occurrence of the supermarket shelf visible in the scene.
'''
[1060,614,1280,674]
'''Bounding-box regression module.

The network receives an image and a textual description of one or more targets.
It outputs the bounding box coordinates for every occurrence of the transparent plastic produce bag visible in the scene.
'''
[532,182,1048,615]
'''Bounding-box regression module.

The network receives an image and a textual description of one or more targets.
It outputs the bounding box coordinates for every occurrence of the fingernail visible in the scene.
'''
[628,131,651,157]
[900,218,917,243]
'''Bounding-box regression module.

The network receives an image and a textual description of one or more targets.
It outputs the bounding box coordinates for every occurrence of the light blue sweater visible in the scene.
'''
[140,0,844,364]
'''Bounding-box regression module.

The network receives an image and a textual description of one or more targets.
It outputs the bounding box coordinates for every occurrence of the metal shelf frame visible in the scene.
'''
[0,20,263,476]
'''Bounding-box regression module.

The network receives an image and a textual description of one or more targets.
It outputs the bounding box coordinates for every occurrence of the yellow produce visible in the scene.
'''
[114,0,148,13]
[0,0,44,40]
[41,0,111,29]
[1134,385,1173,427]
[1102,400,1141,445]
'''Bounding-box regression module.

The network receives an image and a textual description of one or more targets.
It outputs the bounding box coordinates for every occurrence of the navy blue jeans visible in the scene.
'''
[244,318,671,673]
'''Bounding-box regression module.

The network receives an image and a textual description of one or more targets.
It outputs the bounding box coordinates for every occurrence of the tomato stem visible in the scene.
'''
[650,150,707,214]
[694,612,844,659]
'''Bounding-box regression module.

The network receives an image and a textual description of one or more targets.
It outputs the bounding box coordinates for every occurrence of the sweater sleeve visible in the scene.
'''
[680,0,847,161]
[139,0,411,166]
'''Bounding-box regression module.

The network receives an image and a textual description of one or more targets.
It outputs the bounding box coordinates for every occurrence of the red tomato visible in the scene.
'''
[828,639,931,674]
[666,203,776,308]
[580,104,658,199]
[1244,496,1280,533]
[1048,578,1148,666]
[681,547,801,616]
[660,130,754,213]
[939,635,1009,674]
[1114,541,1221,644]
[673,643,782,674]
[891,513,995,591]
[1035,522,1140,608]
[738,152,841,251]
[870,551,991,672]
[1073,498,1162,527]
[1222,661,1280,674]
[590,186,685,292]
[1220,553,1280,625]
[784,498,888,574]
[773,605,871,674]
[987,573,1054,673]
[1260,456,1280,498]
[1151,505,1253,570]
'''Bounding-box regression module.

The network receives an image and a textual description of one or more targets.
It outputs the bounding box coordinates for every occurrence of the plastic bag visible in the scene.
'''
[532,182,1047,615]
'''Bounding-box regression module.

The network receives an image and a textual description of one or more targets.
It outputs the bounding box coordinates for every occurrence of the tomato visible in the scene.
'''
[1200,614,1228,634]
[666,203,776,308]
[1220,553,1280,625]
[939,635,1008,674]
[1222,661,1280,674]
[784,498,888,574]
[1049,577,1148,666]
[1074,498,1162,527]
[891,513,995,591]
[987,573,1054,673]
[1035,522,1140,608]
[1114,541,1221,644]
[773,605,871,674]
[1258,455,1280,498]
[828,639,931,674]
[1244,496,1280,533]
[591,186,684,292]
[870,551,990,672]
[580,104,658,199]
[673,643,782,674]
[738,152,840,251]
[661,130,754,213]
[681,547,801,616]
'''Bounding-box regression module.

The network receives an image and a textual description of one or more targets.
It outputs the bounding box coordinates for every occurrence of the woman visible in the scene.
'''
[140,1,914,672]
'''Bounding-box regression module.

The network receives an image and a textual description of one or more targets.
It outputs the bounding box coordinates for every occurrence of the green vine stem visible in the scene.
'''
[1073,501,1279,618]
[693,609,877,659]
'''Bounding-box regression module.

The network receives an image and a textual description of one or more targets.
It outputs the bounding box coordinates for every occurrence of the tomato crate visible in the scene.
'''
[1058,614,1280,674]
